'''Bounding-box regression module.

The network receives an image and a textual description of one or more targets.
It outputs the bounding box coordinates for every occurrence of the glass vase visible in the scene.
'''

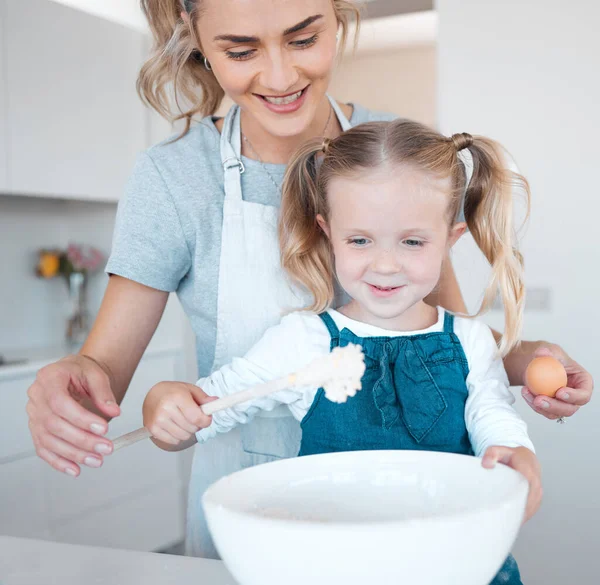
[66,271,89,346]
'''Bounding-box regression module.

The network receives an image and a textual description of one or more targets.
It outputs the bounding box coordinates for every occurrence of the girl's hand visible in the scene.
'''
[142,382,215,447]
[482,446,542,523]
[522,345,593,420]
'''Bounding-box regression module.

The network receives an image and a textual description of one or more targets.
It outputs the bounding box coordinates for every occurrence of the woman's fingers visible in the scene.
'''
[27,357,117,476]
[521,386,579,419]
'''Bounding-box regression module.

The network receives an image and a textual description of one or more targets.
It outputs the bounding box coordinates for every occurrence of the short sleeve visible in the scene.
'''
[105,152,192,292]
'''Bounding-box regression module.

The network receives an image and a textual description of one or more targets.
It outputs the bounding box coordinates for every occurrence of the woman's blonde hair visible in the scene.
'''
[279,120,531,356]
[137,0,361,137]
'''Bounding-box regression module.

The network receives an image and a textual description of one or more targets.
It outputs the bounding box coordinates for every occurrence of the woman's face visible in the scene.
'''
[195,0,339,138]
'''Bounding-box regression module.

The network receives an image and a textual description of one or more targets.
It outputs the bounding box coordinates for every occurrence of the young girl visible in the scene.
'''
[142,119,541,584]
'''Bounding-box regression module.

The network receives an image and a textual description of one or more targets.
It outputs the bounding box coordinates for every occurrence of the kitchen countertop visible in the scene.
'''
[0,342,183,381]
[0,536,237,585]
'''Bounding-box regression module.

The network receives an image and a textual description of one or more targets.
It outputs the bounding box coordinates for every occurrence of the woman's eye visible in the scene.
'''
[291,34,318,49]
[226,49,255,61]
[226,34,318,61]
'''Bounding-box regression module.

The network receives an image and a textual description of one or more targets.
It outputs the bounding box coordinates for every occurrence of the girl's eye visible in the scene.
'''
[291,34,318,49]
[404,239,424,247]
[226,49,255,61]
[349,238,369,247]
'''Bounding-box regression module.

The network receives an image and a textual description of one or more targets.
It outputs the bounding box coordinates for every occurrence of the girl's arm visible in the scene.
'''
[458,318,535,457]
[143,313,331,450]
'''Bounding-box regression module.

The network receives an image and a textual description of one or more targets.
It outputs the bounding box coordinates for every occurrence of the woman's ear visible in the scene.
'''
[448,222,467,248]
[316,214,331,239]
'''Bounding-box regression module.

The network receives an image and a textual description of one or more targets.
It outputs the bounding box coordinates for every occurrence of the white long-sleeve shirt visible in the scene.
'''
[196,307,534,457]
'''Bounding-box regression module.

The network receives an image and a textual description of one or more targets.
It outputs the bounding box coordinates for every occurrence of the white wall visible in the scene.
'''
[0,197,115,352]
[437,1,600,583]
[331,46,436,126]
[0,196,186,356]
[46,0,147,31]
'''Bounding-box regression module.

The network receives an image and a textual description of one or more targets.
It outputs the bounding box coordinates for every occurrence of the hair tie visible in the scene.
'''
[450,132,473,151]
[322,137,332,155]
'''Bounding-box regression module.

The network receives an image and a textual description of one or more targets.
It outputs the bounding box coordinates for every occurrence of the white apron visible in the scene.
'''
[185,97,352,558]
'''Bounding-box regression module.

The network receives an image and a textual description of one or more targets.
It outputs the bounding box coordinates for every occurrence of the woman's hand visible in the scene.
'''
[521,345,593,420]
[142,381,215,450]
[26,355,121,477]
[482,446,542,523]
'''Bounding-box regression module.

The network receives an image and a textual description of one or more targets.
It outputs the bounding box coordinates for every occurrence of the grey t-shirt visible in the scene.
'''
[106,103,396,377]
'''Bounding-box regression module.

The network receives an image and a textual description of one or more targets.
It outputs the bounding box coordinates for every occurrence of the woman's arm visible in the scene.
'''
[425,254,468,314]
[26,275,169,476]
[81,275,169,405]
[433,255,593,419]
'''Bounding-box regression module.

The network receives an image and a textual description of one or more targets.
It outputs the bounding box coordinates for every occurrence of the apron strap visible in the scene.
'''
[443,311,455,333]
[318,312,341,348]
[327,94,352,131]
[220,98,350,203]
[220,105,245,202]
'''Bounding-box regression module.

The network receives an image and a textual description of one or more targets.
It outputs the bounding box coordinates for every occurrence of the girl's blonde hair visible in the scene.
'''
[137,0,361,137]
[279,120,531,356]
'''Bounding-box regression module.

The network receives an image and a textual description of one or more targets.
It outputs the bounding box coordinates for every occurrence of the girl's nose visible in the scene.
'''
[371,249,402,274]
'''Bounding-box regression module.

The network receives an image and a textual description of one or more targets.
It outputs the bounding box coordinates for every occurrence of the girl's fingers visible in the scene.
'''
[153,418,192,442]
[167,403,200,434]
[481,446,513,468]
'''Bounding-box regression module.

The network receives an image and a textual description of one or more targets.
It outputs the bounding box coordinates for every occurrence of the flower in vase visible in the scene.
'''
[36,250,61,278]
[35,244,105,280]
[35,243,106,344]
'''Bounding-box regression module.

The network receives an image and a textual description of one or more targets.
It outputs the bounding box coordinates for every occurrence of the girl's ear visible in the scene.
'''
[448,222,467,248]
[316,214,331,239]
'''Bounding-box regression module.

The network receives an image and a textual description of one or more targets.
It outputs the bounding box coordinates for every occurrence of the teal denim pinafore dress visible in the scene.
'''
[298,311,523,585]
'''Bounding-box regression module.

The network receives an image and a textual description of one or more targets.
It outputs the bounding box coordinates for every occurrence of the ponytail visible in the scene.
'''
[279,140,335,313]
[461,138,531,356]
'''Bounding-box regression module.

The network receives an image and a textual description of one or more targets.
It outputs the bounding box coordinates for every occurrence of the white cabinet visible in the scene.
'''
[0,374,35,460]
[0,1,7,191]
[4,0,147,201]
[0,458,50,540]
[0,348,187,551]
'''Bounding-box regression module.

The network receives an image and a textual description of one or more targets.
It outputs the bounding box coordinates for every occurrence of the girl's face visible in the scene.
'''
[196,0,338,138]
[318,165,465,329]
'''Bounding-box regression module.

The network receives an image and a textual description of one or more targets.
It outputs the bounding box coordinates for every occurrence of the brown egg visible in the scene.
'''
[525,356,568,397]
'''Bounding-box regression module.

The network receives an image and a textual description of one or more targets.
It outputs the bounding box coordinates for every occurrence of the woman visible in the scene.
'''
[25,0,593,559]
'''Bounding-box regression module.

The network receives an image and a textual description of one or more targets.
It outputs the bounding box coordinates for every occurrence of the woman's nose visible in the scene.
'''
[259,49,300,94]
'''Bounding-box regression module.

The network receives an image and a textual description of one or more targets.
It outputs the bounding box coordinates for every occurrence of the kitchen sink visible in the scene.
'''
[0,355,28,368]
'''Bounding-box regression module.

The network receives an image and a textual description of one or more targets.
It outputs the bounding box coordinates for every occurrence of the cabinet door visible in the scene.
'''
[0,0,7,191]
[43,351,187,550]
[0,373,36,462]
[0,457,50,539]
[5,0,147,201]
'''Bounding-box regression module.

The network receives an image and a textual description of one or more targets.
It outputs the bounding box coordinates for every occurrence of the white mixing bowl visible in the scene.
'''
[203,450,528,585]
